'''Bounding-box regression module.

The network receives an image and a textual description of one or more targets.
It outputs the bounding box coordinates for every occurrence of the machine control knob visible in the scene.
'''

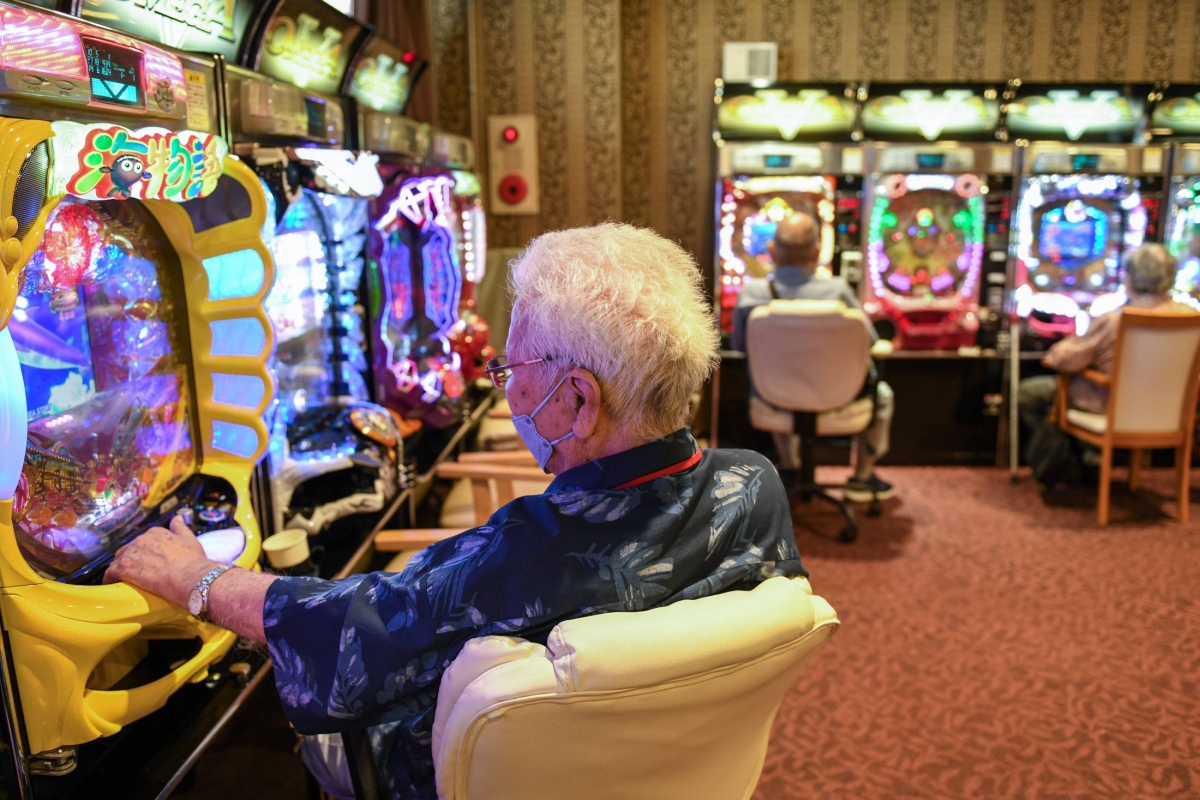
[21,75,43,86]
[198,507,229,525]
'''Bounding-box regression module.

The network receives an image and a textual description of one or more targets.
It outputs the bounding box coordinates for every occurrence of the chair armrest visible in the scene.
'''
[375,528,464,552]
[1080,368,1111,386]
[436,462,549,481]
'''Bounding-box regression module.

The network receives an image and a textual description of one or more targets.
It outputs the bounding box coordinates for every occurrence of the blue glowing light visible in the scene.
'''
[211,420,259,457]
[211,373,266,407]
[0,329,29,501]
[203,250,266,300]
[210,318,267,357]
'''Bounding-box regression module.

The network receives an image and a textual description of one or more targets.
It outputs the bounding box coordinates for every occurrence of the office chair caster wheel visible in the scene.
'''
[868,498,882,517]
[839,524,858,543]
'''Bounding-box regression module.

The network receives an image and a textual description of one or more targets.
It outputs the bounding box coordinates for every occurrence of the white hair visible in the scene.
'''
[508,223,719,440]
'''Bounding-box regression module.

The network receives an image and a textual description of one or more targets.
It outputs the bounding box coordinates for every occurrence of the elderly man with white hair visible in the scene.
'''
[1018,243,1197,438]
[104,223,808,799]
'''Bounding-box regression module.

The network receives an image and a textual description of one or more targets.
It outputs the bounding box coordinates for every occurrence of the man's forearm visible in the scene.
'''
[208,568,278,643]
[171,559,278,643]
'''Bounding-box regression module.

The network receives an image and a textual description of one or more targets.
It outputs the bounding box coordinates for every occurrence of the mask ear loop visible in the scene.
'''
[528,370,573,419]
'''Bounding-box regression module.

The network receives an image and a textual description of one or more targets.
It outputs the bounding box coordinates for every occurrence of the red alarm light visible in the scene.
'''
[401,51,416,65]
[502,126,519,144]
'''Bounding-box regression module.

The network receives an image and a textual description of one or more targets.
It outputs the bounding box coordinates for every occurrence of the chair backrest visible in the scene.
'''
[1109,308,1200,436]
[746,300,872,414]
[431,576,839,800]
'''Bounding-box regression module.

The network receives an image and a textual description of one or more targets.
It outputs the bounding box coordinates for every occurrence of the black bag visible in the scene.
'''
[1026,419,1078,487]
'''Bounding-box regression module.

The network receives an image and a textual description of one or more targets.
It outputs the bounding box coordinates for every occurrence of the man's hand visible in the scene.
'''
[104,516,216,608]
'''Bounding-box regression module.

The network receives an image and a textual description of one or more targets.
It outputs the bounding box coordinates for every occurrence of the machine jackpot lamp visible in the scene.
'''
[0,6,273,770]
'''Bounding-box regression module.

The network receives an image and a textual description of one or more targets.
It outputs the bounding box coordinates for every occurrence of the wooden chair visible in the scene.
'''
[375,458,551,564]
[1054,308,1200,525]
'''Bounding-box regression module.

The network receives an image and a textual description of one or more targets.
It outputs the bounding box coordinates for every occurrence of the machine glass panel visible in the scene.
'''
[14,198,194,582]
[262,185,335,420]
[716,174,836,332]
[1165,176,1200,308]
[864,173,985,349]
[1012,174,1144,339]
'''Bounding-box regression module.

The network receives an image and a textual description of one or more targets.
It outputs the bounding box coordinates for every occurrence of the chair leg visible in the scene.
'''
[1128,448,1143,491]
[1178,445,1191,525]
[1098,444,1112,526]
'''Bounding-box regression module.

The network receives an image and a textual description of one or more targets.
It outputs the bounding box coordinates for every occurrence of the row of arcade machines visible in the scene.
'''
[0,2,491,796]
[713,81,1200,463]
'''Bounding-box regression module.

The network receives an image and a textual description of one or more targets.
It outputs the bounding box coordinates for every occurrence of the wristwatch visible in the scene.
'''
[187,565,232,623]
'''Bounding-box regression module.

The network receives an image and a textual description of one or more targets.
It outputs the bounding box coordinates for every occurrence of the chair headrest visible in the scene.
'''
[745,300,872,413]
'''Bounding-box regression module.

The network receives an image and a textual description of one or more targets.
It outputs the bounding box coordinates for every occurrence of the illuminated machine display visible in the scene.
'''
[0,3,272,780]
[713,82,865,333]
[1152,87,1200,310]
[1007,85,1160,345]
[860,84,1012,350]
[431,131,494,384]
[227,0,403,537]
[357,59,476,428]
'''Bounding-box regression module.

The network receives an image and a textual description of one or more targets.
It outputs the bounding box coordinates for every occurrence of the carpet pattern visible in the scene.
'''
[754,466,1200,799]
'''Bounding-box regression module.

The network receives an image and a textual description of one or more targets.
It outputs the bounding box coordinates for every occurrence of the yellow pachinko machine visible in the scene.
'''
[0,3,273,782]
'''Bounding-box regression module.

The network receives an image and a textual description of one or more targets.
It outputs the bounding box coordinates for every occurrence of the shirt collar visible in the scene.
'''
[773,264,814,286]
[547,428,700,492]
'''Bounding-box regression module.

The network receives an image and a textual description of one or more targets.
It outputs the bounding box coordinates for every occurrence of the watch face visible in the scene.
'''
[188,589,204,617]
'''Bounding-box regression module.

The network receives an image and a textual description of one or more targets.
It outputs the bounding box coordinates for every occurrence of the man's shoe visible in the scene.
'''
[844,474,895,503]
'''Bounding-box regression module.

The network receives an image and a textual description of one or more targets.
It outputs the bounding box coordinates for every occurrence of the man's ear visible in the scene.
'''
[567,368,603,439]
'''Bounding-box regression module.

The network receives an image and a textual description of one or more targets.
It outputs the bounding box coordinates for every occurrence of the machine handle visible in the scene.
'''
[82,625,237,729]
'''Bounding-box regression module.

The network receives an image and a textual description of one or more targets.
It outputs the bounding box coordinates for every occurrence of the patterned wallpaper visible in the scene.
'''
[432,0,1200,262]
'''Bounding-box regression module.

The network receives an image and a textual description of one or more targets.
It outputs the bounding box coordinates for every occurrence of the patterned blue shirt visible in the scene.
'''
[264,428,806,798]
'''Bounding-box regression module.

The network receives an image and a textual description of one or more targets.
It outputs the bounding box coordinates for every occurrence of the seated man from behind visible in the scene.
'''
[105,223,808,800]
[731,212,895,503]
[1018,244,1196,435]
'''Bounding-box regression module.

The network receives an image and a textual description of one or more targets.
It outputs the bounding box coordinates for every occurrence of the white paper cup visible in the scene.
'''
[262,529,311,569]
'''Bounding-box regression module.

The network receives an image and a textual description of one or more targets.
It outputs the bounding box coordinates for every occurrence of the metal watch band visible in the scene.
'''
[192,565,232,623]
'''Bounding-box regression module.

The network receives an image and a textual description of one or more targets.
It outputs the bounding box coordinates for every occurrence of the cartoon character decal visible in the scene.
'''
[99,155,152,198]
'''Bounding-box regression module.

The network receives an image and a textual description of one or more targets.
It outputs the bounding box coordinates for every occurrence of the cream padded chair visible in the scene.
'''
[1055,308,1200,524]
[430,575,838,800]
[746,299,880,542]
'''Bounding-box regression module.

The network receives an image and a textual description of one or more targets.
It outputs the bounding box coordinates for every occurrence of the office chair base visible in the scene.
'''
[790,483,858,543]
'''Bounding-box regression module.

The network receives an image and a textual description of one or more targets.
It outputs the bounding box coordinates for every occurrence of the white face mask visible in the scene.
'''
[512,371,575,471]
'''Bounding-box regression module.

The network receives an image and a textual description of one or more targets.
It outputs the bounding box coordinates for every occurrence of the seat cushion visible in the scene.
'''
[1066,408,1107,434]
[750,395,873,436]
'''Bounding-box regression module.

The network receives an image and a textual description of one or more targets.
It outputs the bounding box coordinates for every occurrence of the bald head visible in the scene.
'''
[769,213,820,270]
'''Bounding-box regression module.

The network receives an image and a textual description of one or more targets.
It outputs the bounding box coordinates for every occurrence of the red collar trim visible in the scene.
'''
[615,450,703,489]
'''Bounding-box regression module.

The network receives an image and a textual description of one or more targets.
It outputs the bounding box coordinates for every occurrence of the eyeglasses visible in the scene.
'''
[483,355,547,388]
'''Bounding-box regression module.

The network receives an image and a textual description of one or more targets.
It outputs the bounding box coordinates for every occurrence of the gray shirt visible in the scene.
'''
[730,264,878,352]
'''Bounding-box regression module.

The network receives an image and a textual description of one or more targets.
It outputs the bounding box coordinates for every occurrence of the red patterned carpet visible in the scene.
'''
[754,466,1200,799]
